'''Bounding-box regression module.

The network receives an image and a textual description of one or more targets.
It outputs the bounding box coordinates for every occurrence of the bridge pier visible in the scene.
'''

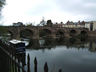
[11,31,20,39]
[33,29,39,39]
[51,32,57,38]
[64,33,71,38]
[12,34,20,39]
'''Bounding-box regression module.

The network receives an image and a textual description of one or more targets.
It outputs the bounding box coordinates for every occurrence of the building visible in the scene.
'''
[49,20,96,31]
[85,22,91,31]
[92,21,96,31]
[85,21,96,31]
[53,22,64,28]
[62,21,85,28]
[13,22,24,26]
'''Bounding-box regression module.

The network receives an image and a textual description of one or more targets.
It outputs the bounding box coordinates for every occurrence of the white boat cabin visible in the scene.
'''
[9,39,25,54]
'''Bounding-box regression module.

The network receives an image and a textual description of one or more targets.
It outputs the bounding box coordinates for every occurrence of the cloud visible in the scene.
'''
[55,0,96,16]
[1,0,96,25]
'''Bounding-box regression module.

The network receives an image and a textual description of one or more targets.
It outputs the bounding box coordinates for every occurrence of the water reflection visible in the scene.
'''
[1,37,96,72]
[25,38,96,72]
[27,38,96,52]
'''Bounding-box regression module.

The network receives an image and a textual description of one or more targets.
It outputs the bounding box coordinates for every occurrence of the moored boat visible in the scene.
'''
[9,39,26,54]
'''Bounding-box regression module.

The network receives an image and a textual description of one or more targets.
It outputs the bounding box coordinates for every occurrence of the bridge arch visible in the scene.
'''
[56,29,65,37]
[80,30,88,37]
[70,29,77,36]
[39,29,52,38]
[20,29,34,39]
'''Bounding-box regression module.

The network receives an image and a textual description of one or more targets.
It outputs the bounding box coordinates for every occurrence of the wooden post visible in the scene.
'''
[27,54,30,72]
[9,57,11,72]
[21,62,26,72]
[58,69,62,72]
[11,58,14,72]
[14,56,17,72]
[18,59,20,72]
[44,62,48,72]
[10,56,12,72]
[34,57,37,72]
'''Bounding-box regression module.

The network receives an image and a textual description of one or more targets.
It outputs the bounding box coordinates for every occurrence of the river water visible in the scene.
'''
[0,38,96,72]
[26,38,96,72]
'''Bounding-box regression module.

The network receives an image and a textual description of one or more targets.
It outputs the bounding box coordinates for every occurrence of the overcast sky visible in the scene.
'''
[1,0,96,25]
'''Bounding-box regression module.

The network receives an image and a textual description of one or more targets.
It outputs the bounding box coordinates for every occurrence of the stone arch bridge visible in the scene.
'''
[5,26,89,39]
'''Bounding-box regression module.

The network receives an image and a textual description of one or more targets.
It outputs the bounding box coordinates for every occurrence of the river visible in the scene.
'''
[0,38,96,72]
[25,38,96,72]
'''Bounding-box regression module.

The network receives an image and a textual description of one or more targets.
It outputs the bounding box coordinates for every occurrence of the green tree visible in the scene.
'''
[0,26,7,34]
[46,20,53,27]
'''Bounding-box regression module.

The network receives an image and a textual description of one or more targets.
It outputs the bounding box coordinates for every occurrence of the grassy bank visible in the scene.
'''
[0,26,8,35]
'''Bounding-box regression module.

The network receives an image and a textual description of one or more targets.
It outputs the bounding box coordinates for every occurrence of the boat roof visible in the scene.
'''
[9,39,23,44]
